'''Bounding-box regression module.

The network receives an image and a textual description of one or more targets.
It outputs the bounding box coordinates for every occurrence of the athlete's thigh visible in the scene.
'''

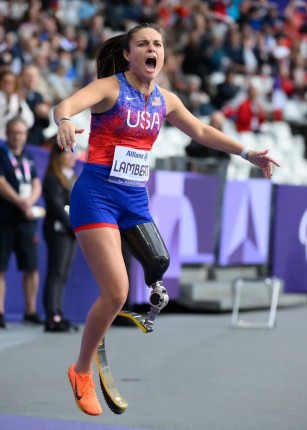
[75,227,129,295]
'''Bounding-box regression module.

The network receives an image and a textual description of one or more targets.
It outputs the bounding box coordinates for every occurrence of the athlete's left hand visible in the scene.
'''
[247,149,280,179]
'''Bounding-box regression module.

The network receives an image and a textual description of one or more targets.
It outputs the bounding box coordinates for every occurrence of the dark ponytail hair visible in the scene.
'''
[96,34,127,79]
[96,23,164,79]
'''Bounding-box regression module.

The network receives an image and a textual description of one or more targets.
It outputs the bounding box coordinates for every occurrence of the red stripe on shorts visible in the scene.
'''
[74,223,119,233]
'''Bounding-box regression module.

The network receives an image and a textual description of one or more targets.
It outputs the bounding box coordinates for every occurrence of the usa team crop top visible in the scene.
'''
[86,73,167,165]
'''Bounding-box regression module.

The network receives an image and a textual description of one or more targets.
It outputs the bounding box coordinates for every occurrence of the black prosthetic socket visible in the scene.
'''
[121,222,170,331]
[121,222,170,287]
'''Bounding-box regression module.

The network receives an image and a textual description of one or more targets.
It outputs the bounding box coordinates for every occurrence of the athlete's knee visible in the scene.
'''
[107,289,128,314]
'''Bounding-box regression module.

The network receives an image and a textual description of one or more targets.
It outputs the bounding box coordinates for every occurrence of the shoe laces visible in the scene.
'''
[77,373,96,398]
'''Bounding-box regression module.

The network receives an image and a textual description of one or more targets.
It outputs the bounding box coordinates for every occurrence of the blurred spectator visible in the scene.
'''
[206,33,229,73]
[139,0,160,26]
[184,74,215,116]
[156,49,185,93]
[0,70,34,143]
[0,117,43,328]
[292,52,307,99]
[13,31,41,72]
[235,84,266,132]
[242,32,259,74]
[80,0,104,28]
[18,0,42,36]
[42,142,78,332]
[47,60,74,104]
[72,30,90,86]
[59,25,78,52]
[32,48,54,102]
[224,25,245,73]
[84,13,107,59]
[271,73,288,121]
[185,111,230,164]
[277,62,295,98]
[262,3,285,34]
[20,64,51,146]
[57,48,78,83]
[181,30,210,89]
[284,0,307,39]
[212,67,241,109]
[271,33,291,65]
[39,15,59,43]
[0,51,14,73]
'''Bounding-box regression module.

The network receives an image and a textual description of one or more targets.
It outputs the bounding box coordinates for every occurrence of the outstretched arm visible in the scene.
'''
[53,76,119,150]
[164,91,280,179]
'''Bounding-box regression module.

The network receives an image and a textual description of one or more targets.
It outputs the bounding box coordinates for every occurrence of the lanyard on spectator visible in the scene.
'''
[6,147,31,183]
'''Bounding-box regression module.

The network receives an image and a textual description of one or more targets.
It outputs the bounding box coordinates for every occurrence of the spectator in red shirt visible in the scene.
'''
[235,84,266,132]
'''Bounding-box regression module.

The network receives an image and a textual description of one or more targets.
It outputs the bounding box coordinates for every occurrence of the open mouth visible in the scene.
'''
[145,56,157,71]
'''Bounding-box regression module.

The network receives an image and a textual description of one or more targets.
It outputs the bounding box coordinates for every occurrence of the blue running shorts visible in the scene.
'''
[70,163,153,233]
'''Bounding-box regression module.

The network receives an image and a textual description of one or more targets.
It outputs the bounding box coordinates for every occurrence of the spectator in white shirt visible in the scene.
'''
[0,71,34,144]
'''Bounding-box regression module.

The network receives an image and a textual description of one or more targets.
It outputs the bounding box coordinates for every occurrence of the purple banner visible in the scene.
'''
[271,185,307,293]
[180,173,219,264]
[218,179,272,266]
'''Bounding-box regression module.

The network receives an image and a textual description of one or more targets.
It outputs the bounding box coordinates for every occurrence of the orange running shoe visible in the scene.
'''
[68,363,102,416]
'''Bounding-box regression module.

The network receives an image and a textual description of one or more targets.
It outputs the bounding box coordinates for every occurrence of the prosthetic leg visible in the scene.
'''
[96,222,170,414]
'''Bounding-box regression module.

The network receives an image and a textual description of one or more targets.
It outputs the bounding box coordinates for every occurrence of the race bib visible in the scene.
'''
[108,146,150,187]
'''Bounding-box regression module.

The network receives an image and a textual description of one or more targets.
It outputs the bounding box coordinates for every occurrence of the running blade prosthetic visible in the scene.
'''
[96,283,169,414]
